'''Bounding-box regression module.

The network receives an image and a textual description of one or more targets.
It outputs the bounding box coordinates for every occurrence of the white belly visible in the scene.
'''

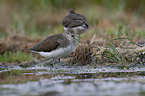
[38,44,75,59]
[64,24,88,35]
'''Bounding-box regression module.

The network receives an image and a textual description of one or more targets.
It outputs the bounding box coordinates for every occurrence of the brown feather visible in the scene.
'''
[30,34,69,52]
[62,13,89,28]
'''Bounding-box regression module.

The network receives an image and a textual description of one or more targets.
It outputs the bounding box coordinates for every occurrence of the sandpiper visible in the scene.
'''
[30,31,76,60]
[62,9,89,36]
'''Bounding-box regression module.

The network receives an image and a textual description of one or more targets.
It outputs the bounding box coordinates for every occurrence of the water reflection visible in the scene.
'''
[0,77,145,96]
[0,66,145,96]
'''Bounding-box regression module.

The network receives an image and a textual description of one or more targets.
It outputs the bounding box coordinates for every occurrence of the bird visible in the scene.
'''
[30,31,77,61]
[62,9,89,36]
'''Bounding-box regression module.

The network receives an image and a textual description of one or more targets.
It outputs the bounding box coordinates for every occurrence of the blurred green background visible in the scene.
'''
[0,0,145,62]
[0,0,145,38]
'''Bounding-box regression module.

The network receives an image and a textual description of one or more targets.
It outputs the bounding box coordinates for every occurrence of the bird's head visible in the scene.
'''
[68,8,75,15]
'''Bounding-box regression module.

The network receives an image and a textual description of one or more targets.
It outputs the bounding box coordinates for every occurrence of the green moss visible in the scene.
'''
[0,51,34,63]
[1,69,23,77]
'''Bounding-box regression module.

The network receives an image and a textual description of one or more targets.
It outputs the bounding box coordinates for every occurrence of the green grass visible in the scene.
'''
[0,51,34,63]
[105,38,125,63]
[1,69,23,76]
[104,24,144,67]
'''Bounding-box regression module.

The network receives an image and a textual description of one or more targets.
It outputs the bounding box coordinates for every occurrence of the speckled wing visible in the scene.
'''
[30,34,63,52]
[62,14,89,28]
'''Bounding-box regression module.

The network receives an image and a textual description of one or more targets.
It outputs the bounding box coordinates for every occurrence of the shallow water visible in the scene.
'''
[0,65,145,96]
[1,78,145,96]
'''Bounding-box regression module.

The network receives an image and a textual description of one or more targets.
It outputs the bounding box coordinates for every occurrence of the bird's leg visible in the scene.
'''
[58,58,62,68]
[52,57,55,67]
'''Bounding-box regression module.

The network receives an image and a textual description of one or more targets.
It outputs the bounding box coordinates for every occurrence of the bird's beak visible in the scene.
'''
[71,33,81,42]
[73,36,80,41]
[67,31,81,42]
[73,34,81,38]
